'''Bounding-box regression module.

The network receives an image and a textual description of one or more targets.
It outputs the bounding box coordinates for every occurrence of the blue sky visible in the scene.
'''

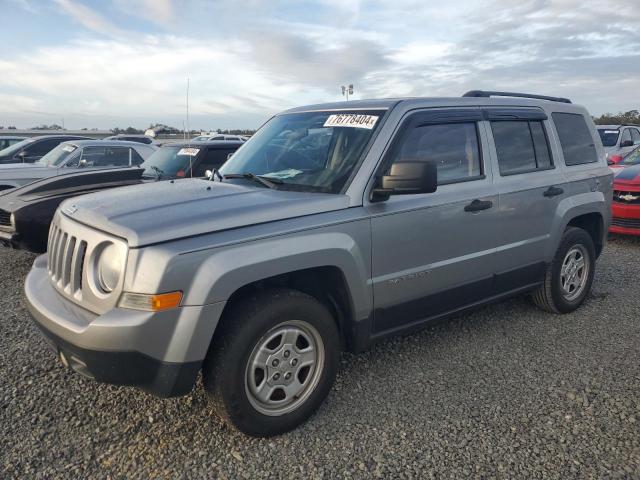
[1,0,639,130]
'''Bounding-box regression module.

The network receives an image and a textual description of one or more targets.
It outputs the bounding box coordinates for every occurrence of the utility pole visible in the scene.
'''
[341,84,354,101]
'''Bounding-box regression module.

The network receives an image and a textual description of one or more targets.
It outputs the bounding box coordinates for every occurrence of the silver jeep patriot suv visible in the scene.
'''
[25,91,612,437]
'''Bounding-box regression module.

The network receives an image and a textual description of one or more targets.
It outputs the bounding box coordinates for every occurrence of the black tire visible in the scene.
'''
[202,288,340,437]
[532,227,596,313]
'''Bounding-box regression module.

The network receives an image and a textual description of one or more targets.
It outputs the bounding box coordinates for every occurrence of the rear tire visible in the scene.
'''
[532,227,596,313]
[202,288,340,437]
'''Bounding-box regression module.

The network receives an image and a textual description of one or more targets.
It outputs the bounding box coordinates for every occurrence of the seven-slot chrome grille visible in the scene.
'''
[47,222,87,298]
[46,210,128,315]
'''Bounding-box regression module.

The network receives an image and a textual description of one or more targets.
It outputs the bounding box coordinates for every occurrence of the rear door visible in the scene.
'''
[485,107,564,289]
[368,108,500,335]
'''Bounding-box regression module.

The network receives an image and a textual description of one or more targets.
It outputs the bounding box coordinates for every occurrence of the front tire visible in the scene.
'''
[203,288,340,437]
[532,227,596,313]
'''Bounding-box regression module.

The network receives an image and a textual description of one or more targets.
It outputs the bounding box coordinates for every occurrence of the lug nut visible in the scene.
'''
[291,359,298,367]
[273,373,280,381]
[284,372,292,380]
[283,350,290,358]
[272,359,279,367]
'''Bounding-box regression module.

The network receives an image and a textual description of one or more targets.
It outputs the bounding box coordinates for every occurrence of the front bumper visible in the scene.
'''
[610,202,640,236]
[0,229,18,249]
[25,255,227,397]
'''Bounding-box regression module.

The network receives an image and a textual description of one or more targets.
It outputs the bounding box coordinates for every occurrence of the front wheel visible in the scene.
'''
[532,227,596,313]
[203,288,340,437]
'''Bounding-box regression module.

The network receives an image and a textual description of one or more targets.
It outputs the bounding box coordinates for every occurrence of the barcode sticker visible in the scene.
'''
[323,114,378,129]
[177,148,200,156]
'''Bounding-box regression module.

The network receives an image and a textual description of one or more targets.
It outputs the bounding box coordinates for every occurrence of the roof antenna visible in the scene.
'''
[186,77,192,177]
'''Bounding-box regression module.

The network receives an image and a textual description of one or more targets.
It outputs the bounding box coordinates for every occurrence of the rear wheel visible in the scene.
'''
[532,227,596,313]
[202,288,340,437]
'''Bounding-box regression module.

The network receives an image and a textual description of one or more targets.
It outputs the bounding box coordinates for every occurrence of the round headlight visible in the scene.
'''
[97,243,124,293]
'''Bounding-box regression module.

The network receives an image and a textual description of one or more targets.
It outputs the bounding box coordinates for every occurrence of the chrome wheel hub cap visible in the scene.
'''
[560,245,589,301]
[245,320,324,416]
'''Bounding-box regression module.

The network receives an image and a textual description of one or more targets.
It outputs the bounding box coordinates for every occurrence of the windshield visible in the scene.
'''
[0,138,35,157]
[142,146,201,177]
[219,110,384,193]
[598,128,619,147]
[621,148,640,166]
[35,143,78,166]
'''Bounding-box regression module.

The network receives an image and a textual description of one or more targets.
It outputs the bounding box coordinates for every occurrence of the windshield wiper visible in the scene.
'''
[223,173,283,189]
[149,165,165,179]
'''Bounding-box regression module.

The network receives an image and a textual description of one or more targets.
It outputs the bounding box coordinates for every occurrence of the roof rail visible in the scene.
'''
[462,90,572,104]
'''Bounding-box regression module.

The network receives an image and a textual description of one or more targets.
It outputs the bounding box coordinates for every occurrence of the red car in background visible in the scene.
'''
[611,147,640,235]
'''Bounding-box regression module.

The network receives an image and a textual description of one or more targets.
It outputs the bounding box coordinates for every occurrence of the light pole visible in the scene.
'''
[341,84,354,101]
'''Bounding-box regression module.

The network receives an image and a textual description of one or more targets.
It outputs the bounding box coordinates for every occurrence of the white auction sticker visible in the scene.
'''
[324,114,378,129]
[62,145,77,152]
[177,148,200,156]
[604,130,619,134]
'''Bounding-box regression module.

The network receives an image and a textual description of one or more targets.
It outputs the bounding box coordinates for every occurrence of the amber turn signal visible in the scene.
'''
[119,291,183,311]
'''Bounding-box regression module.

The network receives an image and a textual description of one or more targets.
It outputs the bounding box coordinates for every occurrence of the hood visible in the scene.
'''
[0,163,55,183]
[60,179,350,247]
[613,164,640,185]
[0,167,145,213]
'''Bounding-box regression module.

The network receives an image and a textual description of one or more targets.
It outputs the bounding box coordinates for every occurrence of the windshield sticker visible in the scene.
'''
[62,145,77,152]
[604,130,619,134]
[177,147,200,156]
[323,114,378,130]
[263,169,303,179]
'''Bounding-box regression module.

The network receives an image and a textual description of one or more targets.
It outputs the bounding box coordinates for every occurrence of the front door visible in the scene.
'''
[367,109,500,336]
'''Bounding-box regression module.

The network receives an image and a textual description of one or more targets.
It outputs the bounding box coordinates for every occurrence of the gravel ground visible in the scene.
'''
[1,235,639,479]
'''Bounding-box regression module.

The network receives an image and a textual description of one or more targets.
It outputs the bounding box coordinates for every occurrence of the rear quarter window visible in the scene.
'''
[552,113,598,166]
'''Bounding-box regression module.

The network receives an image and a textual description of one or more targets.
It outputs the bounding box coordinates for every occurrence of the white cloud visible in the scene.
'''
[53,0,126,37]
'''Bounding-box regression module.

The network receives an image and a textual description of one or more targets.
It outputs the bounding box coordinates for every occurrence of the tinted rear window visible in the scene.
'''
[491,120,552,175]
[552,113,598,165]
[597,129,619,147]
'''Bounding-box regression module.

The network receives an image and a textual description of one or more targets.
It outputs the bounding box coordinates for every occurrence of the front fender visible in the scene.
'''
[183,224,372,321]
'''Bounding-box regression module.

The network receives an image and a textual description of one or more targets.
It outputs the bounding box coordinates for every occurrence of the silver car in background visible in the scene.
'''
[597,124,640,162]
[0,140,157,190]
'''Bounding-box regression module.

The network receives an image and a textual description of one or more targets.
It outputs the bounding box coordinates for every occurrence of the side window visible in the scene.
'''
[491,120,552,175]
[631,129,640,145]
[25,139,60,157]
[130,148,145,165]
[79,146,106,166]
[100,147,130,166]
[388,122,482,185]
[621,129,632,144]
[551,113,598,166]
[193,148,236,176]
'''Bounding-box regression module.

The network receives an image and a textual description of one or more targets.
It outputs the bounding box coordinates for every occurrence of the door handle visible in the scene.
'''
[543,186,564,197]
[464,199,493,212]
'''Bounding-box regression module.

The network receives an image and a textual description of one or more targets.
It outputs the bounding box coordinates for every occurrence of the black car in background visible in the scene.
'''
[143,140,242,179]
[0,136,26,150]
[0,135,93,164]
[0,140,243,252]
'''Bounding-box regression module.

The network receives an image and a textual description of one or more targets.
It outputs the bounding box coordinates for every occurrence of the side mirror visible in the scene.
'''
[227,152,234,160]
[621,140,634,148]
[205,169,213,180]
[78,158,88,167]
[371,161,438,202]
[17,151,27,162]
